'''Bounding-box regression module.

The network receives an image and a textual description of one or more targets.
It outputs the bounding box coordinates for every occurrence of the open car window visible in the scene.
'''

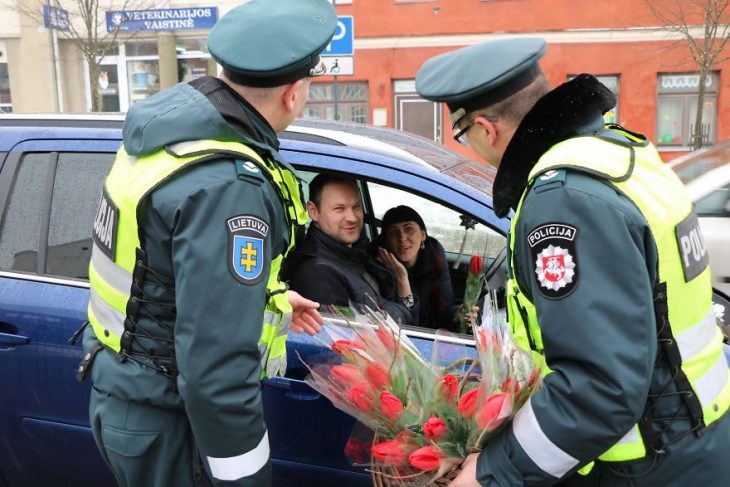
[291,170,507,336]
[367,182,506,262]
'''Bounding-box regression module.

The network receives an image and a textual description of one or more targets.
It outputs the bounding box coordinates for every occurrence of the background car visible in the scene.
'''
[669,140,730,296]
[0,114,509,487]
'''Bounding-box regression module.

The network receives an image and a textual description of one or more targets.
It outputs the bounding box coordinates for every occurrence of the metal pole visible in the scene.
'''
[52,27,63,112]
[46,1,63,112]
[333,74,340,120]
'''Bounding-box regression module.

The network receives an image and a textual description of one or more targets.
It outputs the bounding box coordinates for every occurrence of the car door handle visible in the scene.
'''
[0,331,31,346]
[263,376,321,401]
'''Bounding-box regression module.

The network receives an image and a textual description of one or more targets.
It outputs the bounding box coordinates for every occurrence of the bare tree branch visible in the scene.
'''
[646,0,730,149]
[4,0,159,110]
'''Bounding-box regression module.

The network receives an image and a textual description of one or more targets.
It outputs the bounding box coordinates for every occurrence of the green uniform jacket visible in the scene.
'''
[476,75,730,486]
[84,76,293,485]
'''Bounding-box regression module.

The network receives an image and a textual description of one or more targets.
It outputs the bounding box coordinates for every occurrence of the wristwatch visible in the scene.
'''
[399,294,415,310]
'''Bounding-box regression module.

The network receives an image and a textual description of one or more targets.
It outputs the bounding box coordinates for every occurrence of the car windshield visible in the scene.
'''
[670,141,730,185]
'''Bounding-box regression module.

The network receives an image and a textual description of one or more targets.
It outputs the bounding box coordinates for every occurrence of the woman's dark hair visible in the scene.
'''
[381,205,426,234]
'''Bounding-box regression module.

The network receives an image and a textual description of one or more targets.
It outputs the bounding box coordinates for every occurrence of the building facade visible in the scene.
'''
[1,0,728,161]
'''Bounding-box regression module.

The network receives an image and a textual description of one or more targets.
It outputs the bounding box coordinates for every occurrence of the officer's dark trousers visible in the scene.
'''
[90,386,208,487]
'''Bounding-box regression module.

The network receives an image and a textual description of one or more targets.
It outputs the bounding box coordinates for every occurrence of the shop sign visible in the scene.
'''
[106,7,218,32]
[43,5,70,31]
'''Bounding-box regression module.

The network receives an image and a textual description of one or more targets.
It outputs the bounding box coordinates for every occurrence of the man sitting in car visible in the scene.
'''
[283,174,418,325]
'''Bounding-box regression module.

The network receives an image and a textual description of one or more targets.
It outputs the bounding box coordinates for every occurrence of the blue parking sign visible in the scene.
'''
[323,16,353,56]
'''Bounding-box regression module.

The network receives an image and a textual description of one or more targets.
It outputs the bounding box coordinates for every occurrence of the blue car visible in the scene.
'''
[0,115,509,487]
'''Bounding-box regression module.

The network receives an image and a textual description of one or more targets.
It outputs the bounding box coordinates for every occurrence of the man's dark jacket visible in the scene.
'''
[283,225,417,325]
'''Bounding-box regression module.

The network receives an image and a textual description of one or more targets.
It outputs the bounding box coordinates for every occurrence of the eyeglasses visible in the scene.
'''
[451,115,499,147]
[452,119,476,146]
[308,61,327,77]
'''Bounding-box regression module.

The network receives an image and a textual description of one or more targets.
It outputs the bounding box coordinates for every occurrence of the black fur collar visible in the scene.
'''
[492,74,616,217]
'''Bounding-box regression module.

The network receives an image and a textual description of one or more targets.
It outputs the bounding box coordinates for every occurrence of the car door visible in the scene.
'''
[0,139,118,487]
[262,147,508,485]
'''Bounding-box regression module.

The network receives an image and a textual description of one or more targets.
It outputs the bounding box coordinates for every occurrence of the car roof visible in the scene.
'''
[668,139,730,185]
[0,113,496,198]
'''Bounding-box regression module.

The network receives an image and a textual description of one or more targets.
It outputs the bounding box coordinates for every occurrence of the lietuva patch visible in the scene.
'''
[675,210,708,282]
[227,215,269,285]
[91,188,118,260]
[527,223,579,299]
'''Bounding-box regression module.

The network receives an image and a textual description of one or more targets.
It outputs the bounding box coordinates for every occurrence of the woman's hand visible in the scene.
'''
[377,247,408,280]
[377,247,412,298]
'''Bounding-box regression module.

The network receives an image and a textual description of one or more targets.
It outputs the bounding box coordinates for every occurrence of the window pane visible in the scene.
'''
[349,105,367,124]
[127,60,160,106]
[369,183,505,260]
[688,96,717,147]
[305,82,368,123]
[0,154,52,272]
[657,97,683,145]
[47,153,115,279]
[695,185,730,217]
[175,37,209,54]
[0,63,11,107]
[99,66,120,112]
[308,84,332,101]
[125,41,157,57]
[177,57,214,83]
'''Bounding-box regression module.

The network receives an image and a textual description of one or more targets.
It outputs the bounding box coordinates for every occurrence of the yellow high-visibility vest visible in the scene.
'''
[88,139,308,379]
[507,128,730,464]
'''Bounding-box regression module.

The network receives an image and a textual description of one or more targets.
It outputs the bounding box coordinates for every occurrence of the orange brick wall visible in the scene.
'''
[318,0,730,162]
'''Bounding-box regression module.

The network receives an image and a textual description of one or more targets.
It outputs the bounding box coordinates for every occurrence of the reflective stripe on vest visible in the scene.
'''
[506,130,730,471]
[88,139,307,378]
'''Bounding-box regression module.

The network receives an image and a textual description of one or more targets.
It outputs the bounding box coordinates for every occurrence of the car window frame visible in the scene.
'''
[283,149,510,342]
[0,139,121,286]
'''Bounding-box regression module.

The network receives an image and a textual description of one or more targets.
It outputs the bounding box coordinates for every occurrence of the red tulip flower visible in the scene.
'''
[460,255,485,333]
[331,363,366,387]
[475,393,512,431]
[332,339,364,358]
[365,363,391,389]
[346,384,374,412]
[529,367,541,388]
[379,390,403,420]
[376,324,396,352]
[408,445,444,471]
[439,374,459,402]
[344,435,371,465]
[371,440,409,466]
[422,416,447,440]
[469,255,483,277]
[501,377,521,397]
[457,388,480,419]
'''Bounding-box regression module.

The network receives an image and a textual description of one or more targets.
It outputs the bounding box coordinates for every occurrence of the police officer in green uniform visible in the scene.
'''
[79,1,337,485]
[416,39,730,486]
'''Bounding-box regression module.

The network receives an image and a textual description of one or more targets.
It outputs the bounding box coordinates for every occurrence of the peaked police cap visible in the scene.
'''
[415,38,547,125]
[208,0,337,87]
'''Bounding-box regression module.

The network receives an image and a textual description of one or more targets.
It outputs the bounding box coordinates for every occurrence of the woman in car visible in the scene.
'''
[373,205,459,330]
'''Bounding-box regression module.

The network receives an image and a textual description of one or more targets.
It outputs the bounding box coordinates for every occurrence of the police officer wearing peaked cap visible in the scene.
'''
[417,39,730,486]
[82,1,336,486]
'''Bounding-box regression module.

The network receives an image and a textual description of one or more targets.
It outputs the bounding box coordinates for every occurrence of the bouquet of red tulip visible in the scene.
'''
[299,298,541,486]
